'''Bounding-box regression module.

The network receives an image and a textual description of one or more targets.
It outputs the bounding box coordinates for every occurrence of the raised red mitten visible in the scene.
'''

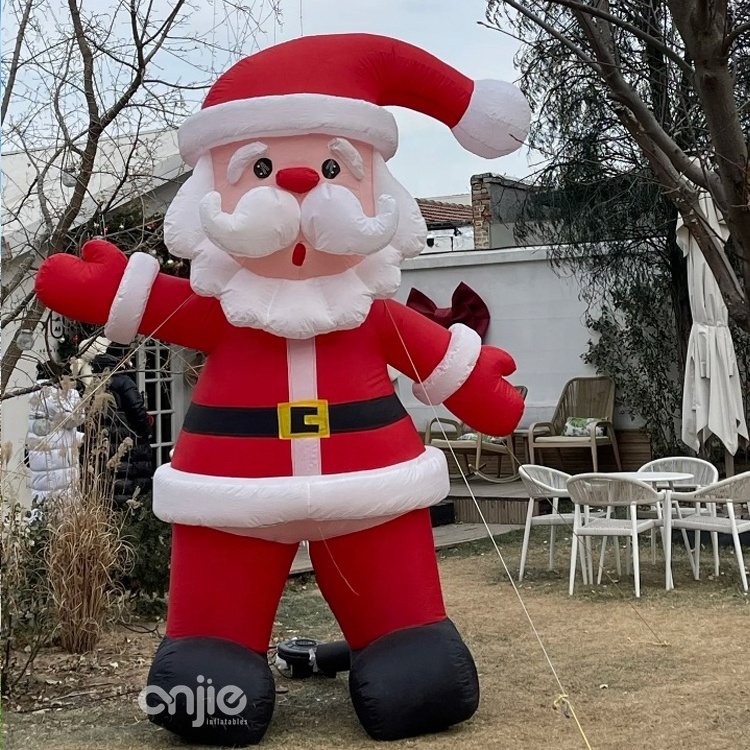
[35,240,128,325]
[444,346,524,437]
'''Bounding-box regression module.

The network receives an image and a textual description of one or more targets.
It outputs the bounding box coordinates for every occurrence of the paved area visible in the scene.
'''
[289,478,530,576]
[290,520,521,575]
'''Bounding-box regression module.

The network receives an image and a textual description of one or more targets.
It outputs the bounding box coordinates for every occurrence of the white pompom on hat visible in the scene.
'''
[178,33,531,166]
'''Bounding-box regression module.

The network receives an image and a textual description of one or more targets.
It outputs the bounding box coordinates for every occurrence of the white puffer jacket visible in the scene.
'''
[26,381,84,501]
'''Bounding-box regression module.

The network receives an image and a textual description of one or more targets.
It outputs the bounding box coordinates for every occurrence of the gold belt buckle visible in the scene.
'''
[277,399,330,439]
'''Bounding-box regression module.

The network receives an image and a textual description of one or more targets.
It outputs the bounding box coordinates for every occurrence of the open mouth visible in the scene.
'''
[292,242,306,267]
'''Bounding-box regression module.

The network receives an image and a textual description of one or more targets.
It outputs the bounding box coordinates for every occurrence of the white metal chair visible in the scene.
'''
[669,471,750,592]
[566,474,670,598]
[639,457,719,489]
[639,457,720,574]
[517,465,603,582]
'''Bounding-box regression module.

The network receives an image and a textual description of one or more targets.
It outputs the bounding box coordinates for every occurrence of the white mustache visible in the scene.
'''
[300,184,398,255]
[199,187,300,258]
[198,183,399,259]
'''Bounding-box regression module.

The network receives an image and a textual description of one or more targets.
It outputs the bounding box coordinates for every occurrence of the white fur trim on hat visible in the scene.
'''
[412,323,481,405]
[452,79,531,159]
[104,253,160,344]
[152,446,449,543]
[179,93,399,166]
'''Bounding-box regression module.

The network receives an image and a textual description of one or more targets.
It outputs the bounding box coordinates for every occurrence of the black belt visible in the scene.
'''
[182,393,407,439]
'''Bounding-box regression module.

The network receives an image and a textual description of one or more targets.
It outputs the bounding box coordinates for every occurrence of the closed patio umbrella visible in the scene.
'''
[678,191,748,474]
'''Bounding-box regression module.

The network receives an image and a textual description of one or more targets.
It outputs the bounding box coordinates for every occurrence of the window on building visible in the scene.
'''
[136,338,176,467]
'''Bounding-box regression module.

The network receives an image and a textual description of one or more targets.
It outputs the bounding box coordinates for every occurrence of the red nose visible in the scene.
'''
[275,167,320,194]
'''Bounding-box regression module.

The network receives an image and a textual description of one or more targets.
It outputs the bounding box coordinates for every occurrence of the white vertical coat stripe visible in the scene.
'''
[286,338,321,475]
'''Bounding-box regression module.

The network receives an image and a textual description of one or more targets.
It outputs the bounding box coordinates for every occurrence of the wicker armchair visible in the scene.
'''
[527,376,622,473]
[427,386,528,481]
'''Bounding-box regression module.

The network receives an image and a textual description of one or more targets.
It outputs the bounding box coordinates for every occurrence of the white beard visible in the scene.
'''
[188,238,403,338]
[163,152,426,339]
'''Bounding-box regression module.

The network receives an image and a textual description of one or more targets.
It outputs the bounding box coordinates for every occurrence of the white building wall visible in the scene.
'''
[1,262,50,507]
[395,246,623,431]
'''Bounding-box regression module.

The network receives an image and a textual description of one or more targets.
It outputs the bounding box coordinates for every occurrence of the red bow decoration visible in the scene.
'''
[406,282,490,339]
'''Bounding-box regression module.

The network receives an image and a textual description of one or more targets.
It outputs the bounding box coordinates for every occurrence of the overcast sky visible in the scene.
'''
[3,1,533,199]
[266,0,532,198]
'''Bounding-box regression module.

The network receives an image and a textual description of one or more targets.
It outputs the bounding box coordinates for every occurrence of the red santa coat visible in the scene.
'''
[158,305,453,542]
[35,244,524,542]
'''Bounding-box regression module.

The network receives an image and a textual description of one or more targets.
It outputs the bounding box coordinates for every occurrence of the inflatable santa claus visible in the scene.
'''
[36,33,530,746]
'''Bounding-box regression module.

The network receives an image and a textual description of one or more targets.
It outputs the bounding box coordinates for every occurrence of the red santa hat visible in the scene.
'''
[178,33,530,167]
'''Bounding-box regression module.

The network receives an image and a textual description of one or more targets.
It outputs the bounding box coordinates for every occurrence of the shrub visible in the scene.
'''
[0,498,53,696]
[117,493,171,617]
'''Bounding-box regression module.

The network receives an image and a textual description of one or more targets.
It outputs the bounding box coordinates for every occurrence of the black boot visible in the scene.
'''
[143,636,275,746]
[349,618,479,741]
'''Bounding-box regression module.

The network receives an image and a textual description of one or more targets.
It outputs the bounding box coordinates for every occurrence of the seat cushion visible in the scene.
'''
[561,417,606,437]
[458,432,506,444]
[533,436,612,446]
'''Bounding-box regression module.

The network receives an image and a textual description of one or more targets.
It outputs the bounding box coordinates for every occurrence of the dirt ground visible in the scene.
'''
[3,528,750,750]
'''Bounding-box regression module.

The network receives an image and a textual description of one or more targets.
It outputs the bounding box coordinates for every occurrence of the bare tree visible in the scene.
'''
[485,0,750,333]
[1,0,283,394]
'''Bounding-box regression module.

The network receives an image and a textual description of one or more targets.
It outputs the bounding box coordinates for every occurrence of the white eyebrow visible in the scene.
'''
[328,137,364,180]
[226,142,268,184]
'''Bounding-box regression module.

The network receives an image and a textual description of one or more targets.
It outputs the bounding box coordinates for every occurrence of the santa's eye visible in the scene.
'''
[253,158,273,178]
[321,159,341,179]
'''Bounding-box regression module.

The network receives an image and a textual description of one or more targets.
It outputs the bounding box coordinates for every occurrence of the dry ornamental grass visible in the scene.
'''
[44,381,133,655]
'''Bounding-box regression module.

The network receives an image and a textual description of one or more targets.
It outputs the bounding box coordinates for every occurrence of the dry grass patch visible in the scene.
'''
[3,528,750,749]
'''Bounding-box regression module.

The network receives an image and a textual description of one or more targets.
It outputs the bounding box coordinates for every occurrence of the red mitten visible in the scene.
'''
[35,240,128,324]
[444,346,525,437]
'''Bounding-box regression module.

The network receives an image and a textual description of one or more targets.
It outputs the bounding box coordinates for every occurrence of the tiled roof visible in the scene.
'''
[416,199,473,228]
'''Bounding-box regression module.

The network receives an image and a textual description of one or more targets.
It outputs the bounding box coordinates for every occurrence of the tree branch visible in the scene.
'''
[67,0,100,129]
[1,0,35,124]
[613,105,747,327]
[98,1,187,130]
[569,3,727,205]
[723,20,750,52]
[497,0,599,66]
[1,291,36,330]
[1,297,46,392]
[540,0,694,75]
[0,383,46,402]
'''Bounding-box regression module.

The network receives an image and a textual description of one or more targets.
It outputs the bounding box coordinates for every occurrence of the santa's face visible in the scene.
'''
[208,134,378,281]
[164,133,426,338]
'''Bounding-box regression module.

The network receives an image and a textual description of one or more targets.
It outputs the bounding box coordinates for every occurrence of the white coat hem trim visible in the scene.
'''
[152,447,449,530]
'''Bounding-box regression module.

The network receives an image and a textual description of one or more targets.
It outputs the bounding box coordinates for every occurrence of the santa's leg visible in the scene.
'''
[145,524,297,746]
[308,509,479,740]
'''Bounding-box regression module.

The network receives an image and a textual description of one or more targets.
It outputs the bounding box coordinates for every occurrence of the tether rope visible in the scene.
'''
[15,283,678,749]
[384,304,598,750]
[383,307,674,650]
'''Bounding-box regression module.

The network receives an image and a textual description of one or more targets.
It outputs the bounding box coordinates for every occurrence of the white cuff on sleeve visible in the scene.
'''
[412,324,482,406]
[104,253,160,344]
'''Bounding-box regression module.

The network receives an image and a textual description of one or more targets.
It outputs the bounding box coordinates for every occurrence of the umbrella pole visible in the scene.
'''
[725,448,735,478]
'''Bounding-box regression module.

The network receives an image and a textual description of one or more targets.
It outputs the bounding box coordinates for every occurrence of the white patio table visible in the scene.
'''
[593,471,695,590]
[598,471,694,486]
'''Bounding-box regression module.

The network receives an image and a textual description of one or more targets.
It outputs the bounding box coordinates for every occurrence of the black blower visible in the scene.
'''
[275,638,351,678]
